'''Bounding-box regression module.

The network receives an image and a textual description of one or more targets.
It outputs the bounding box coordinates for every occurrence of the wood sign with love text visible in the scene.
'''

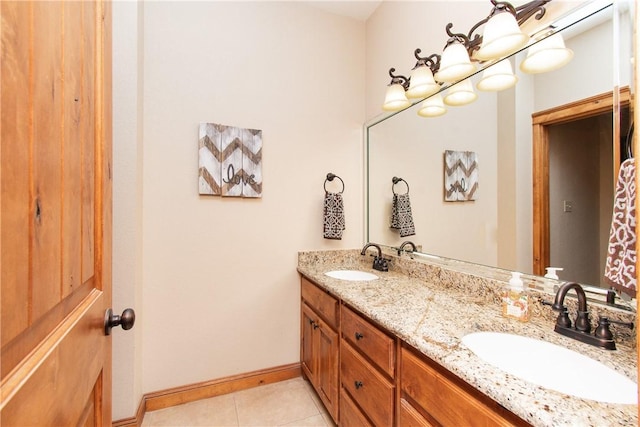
[198,123,262,198]
[444,150,478,202]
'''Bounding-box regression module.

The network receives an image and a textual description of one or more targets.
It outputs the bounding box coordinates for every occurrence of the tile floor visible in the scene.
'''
[141,377,337,427]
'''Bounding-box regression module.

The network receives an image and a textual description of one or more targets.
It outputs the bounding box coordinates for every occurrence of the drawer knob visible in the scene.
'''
[355,332,364,340]
[354,380,363,389]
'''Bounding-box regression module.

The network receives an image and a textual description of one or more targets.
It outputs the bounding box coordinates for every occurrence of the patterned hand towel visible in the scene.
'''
[604,158,636,298]
[323,192,345,240]
[390,193,415,237]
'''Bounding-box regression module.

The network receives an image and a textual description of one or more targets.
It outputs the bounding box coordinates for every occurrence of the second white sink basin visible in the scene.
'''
[462,332,637,404]
[324,270,378,281]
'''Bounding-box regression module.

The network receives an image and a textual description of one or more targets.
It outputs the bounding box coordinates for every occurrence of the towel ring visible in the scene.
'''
[324,173,345,194]
[392,176,410,195]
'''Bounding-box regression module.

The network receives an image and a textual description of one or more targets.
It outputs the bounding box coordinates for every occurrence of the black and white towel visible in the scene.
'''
[323,192,345,239]
[390,193,415,237]
[604,158,636,298]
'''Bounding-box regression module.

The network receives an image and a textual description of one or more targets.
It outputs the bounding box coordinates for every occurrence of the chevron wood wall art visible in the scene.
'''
[198,123,263,198]
[444,150,478,202]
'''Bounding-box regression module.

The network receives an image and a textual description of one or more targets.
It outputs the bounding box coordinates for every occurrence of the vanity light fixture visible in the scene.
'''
[382,68,411,111]
[417,93,447,117]
[476,58,518,91]
[520,32,574,74]
[382,0,554,115]
[444,78,478,106]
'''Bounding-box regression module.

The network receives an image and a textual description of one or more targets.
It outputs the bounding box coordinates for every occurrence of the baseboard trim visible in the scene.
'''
[112,362,301,426]
[112,397,145,427]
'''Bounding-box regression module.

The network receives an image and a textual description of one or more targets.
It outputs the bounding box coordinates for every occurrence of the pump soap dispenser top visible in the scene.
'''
[502,272,529,322]
[544,267,563,280]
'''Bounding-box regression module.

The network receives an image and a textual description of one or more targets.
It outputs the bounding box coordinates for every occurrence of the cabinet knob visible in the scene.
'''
[354,380,363,389]
[355,332,364,340]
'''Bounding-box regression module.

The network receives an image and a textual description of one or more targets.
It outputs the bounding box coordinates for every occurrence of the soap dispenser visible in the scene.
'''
[544,267,563,280]
[502,272,529,322]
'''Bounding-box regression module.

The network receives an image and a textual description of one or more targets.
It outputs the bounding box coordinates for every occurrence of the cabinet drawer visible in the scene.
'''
[340,388,373,427]
[341,341,394,427]
[301,277,338,328]
[401,347,517,427]
[341,304,395,377]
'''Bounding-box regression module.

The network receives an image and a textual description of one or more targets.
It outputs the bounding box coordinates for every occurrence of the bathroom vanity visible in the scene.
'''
[298,249,637,427]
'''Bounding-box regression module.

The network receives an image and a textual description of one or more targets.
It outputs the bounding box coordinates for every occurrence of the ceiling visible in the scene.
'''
[304,0,383,21]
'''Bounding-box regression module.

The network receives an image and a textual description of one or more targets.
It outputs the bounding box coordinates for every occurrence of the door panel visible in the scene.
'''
[1,1,112,425]
[1,291,105,426]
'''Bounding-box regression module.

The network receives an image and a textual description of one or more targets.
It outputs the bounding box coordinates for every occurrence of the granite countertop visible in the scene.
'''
[297,250,638,427]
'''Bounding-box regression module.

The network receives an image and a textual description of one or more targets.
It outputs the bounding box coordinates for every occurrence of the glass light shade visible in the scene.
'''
[417,93,446,117]
[474,11,529,61]
[520,33,574,74]
[444,78,477,106]
[406,65,440,99]
[382,83,410,111]
[433,42,476,83]
[476,58,518,91]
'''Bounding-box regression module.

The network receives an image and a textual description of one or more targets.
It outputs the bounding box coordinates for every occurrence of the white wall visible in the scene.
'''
[113,0,365,418]
[112,0,144,419]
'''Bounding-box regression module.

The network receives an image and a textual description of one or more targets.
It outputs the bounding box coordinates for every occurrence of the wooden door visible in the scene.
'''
[531,88,631,276]
[1,1,113,425]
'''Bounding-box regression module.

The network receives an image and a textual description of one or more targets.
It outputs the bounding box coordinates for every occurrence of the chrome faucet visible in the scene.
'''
[360,243,389,272]
[550,282,632,350]
[397,241,417,256]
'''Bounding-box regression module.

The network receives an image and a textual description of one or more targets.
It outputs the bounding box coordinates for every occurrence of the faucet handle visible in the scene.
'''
[595,317,614,340]
[595,317,633,341]
[556,307,572,329]
[605,317,634,329]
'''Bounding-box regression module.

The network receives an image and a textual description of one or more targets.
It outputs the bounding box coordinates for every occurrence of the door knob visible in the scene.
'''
[104,308,136,335]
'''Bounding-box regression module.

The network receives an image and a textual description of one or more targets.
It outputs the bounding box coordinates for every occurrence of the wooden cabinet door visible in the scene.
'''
[316,317,339,421]
[1,1,113,425]
[301,303,317,381]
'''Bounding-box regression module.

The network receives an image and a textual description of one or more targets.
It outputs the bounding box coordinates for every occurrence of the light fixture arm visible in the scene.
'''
[413,49,441,73]
[443,23,471,49]
[515,0,549,26]
[388,68,410,90]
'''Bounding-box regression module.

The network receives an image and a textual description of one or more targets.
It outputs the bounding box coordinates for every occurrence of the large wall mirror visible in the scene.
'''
[366,0,635,306]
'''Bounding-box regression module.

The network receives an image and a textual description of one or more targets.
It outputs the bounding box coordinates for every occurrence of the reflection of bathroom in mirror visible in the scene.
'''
[366,0,635,291]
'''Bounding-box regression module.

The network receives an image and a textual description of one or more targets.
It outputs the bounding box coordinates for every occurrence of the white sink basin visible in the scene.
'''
[324,270,378,281]
[462,332,637,404]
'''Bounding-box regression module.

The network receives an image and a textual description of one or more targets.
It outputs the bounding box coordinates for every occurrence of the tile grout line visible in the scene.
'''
[232,393,241,427]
